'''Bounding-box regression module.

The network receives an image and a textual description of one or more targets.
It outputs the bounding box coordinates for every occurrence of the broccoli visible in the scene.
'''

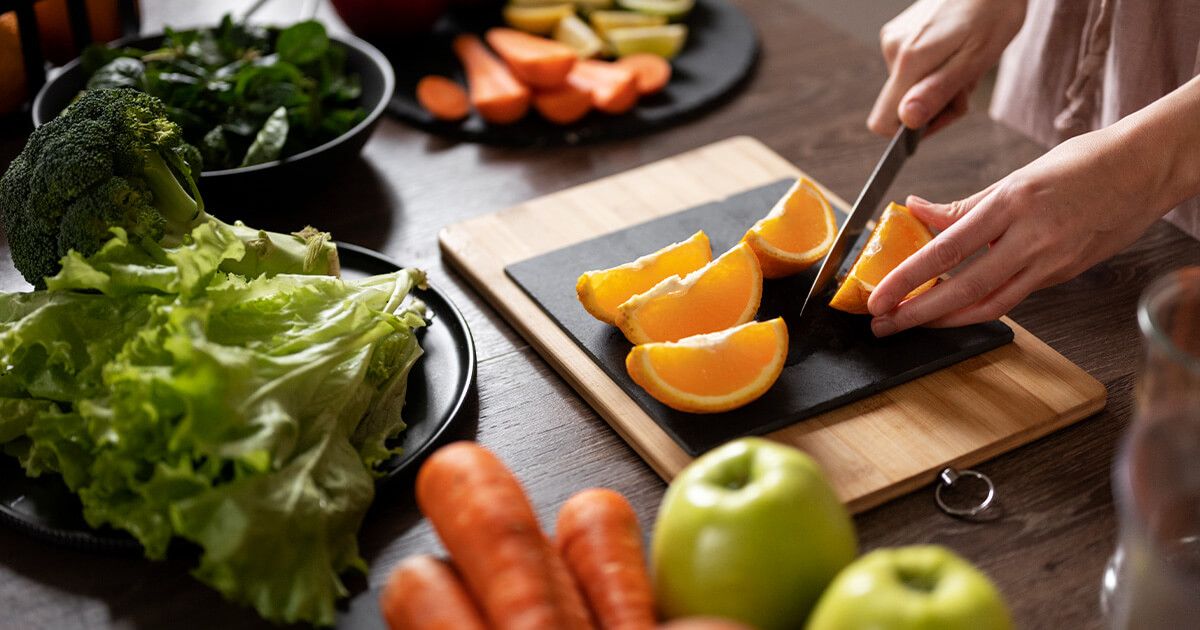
[0,88,339,288]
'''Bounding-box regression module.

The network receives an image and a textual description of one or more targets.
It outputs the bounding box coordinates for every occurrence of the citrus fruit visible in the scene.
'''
[626,318,788,413]
[616,0,695,19]
[555,13,605,58]
[607,24,688,58]
[589,10,667,37]
[829,202,937,314]
[615,242,763,344]
[503,4,575,34]
[742,177,837,278]
[577,231,712,325]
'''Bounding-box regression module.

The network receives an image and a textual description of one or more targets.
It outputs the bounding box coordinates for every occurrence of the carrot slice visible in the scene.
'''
[556,488,657,630]
[380,555,488,630]
[452,34,531,124]
[416,75,471,122]
[567,59,639,115]
[614,53,672,96]
[416,442,595,630]
[486,27,578,90]
[534,82,593,124]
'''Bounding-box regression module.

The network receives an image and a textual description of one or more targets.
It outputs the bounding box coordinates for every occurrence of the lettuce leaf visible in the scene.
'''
[0,223,426,625]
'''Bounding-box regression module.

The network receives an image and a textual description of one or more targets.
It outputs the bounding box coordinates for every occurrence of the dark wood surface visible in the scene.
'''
[0,1,1197,628]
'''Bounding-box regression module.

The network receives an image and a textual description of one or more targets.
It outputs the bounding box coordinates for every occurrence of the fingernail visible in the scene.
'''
[907,195,930,207]
[901,100,929,125]
[872,317,898,337]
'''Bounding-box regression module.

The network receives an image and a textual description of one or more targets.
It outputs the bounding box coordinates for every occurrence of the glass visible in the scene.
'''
[1102,267,1200,628]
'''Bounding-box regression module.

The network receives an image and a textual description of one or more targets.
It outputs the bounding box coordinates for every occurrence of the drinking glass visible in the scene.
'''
[1101,266,1200,628]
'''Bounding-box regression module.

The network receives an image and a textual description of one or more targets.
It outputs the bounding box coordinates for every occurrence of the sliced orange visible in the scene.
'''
[829,202,937,314]
[742,177,837,278]
[577,231,712,325]
[615,242,763,344]
[626,318,788,413]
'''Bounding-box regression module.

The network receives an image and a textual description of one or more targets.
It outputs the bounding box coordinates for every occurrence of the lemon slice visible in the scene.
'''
[606,24,687,58]
[589,10,667,37]
[503,4,575,34]
[616,0,695,19]
[555,14,605,58]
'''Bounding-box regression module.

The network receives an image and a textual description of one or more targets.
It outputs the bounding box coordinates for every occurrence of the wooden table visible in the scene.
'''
[0,1,1197,628]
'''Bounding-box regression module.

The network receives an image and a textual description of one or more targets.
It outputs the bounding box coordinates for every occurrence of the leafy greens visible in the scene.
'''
[82,15,366,170]
[0,222,426,625]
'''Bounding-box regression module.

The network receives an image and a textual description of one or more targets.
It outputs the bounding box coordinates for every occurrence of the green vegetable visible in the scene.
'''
[80,14,365,170]
[0,88,339,288]
[0,220,428,626]
[241,105,289,167]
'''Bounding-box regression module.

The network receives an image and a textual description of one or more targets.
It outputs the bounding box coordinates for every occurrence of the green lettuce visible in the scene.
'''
[0,223,426,625]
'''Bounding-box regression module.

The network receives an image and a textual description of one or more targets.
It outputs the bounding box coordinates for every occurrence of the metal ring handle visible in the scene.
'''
[935,467,995,518]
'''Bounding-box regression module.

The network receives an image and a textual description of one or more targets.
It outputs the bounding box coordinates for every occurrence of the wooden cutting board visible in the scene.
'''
[439,136,1106,513]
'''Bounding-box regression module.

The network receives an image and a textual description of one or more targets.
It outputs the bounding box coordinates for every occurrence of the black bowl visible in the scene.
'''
[32,29,395,197]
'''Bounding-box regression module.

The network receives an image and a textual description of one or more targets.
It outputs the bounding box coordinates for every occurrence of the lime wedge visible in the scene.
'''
[589,10,667,37]
[606,24,687,58]
[555,14,605,58]
[616,0,695,19]
[502,4,576,34]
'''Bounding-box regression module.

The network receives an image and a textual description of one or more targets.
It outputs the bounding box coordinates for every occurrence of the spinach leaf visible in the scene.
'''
[276,21,329,66]
[201,126,231,168]
[86,57,146,90]
[241,106,289,167]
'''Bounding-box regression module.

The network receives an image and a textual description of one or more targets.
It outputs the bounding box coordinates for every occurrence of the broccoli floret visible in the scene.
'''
[0,88,338,288]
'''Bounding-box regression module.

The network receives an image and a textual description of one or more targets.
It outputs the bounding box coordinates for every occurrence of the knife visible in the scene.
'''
[793,125,924,329]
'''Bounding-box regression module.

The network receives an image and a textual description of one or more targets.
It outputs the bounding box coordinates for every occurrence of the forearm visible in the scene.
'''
[1098,74,1200,216]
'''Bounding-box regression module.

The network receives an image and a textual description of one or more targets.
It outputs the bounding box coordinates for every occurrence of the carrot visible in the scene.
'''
[452,34,531,124]
[416,75,471,122]
[380,555,487,630]
[614,54,672,96]
[555,488,657,630]
[534,82,593,125]
[416,442,595,630]
[567,59,639,115]
[486,27,578,90]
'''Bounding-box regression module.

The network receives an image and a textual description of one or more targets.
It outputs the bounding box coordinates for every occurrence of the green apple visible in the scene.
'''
[651,437,857,630]
[806,545,1014,630]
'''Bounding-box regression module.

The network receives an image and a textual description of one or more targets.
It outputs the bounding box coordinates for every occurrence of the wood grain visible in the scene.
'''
[0,0,1195,628]
[440,136,1106,511]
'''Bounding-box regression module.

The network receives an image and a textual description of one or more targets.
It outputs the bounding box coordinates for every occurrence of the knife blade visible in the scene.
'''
[793,125,923,328]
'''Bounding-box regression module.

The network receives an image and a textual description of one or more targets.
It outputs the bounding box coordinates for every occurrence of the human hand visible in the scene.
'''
[868,0,1026,136]
[866,128,1165,336]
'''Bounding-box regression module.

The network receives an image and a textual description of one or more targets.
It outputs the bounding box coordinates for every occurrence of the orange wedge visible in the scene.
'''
[626,318,788,413]
[577,231,712,325]
[742,177,837,278]
[615,242,763,344]
[829,202,937,314]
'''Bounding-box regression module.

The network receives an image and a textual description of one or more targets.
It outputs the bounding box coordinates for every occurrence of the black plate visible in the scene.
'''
[506,179,1014,456]
[0,243,476,553]
[385,0,758,146]
[31,30,395,198]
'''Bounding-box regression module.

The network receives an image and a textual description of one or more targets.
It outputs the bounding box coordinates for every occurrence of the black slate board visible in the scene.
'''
[384,0,758,146]
[0,244,476,553]
[505,179,1014,456]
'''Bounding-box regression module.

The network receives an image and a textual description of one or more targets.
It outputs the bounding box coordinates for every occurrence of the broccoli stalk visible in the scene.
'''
[0,88,339,288]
